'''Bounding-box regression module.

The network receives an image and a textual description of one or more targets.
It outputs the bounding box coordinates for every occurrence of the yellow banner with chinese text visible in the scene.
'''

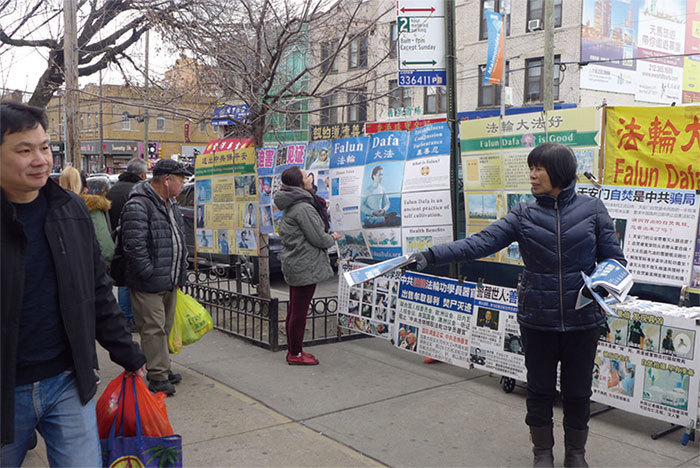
[604,106,700,189]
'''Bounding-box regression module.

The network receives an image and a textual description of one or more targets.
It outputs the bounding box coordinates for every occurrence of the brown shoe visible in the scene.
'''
[287,352,319,365]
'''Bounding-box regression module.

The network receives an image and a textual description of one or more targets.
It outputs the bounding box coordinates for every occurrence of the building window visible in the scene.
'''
[527,0,562,30]
[423,86,446,114]
[320,94,338,125]
[388,79,412,111]
[348,35,368,69]
[390,22,398,59]
[156,114,165,131]
[199,121,207,132]
[347,88,367,122]
[321,39,339,74]
[121,112,130,130]
[285,102,302,131]
[480,0,511,41]
[524,55,561,103]
[478,61,510,107]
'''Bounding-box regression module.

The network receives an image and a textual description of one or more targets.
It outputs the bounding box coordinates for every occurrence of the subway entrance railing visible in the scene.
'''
[182,268,365,351]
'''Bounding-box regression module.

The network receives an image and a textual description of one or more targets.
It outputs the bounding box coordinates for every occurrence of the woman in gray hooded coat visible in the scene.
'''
[274,166,341,365]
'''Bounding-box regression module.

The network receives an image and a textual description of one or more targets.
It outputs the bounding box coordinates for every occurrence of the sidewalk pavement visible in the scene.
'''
[23,326,699,467]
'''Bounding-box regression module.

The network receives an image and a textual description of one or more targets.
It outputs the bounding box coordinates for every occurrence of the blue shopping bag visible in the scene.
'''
[101,376,182,468]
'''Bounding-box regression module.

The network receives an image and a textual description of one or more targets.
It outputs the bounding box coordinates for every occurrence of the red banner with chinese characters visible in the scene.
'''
[604,106,700,190]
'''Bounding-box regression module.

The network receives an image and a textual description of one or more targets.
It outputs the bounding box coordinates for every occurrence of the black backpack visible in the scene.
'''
[110,225,127,287]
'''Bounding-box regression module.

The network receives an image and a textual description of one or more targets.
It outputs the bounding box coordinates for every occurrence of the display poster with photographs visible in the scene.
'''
[330,124,454,261]
[195,138,259,255]
[594,299,700,426]
[271,142,308,234]
[459,108,601,266]
[469,284,525,381]
[337,261,398,339]
[256,147,275,235]
[394,272,476,367]
[576,186,700,288]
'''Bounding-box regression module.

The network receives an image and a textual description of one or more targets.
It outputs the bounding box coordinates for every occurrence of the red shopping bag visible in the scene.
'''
[97,372,174,439]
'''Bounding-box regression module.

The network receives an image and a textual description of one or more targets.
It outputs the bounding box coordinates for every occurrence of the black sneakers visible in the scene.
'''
[148,378,175,396]
[168,371,182,385]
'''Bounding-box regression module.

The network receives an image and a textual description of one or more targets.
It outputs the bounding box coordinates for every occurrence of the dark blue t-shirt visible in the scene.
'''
[14,191,72,385]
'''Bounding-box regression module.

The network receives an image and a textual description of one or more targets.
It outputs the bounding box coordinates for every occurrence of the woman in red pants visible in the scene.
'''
[273,166,341,365]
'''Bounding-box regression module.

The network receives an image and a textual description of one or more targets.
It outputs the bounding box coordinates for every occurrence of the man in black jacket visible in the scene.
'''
[106,157,147,331]
[0,102,146,465]
[122,158,189,396]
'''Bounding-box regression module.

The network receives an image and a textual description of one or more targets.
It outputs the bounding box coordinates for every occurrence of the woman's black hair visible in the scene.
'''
[281,166,304,187]
[526,143,577,189]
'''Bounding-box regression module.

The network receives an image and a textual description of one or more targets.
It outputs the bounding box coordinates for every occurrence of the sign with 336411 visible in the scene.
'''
[396,0,445,87]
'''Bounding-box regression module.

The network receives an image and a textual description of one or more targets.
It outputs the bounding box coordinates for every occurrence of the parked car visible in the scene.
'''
[176,182,283,278]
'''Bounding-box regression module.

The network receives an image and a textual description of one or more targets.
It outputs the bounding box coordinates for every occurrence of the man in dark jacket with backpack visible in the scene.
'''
[121,158,189,396]
[0,102,146,465]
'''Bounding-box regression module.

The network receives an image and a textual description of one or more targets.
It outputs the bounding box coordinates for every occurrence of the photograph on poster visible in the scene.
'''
[217,230,230,254]
[361,304,372,318]
[362,290,374,304]
[476,307,499,330]
[196,179,212,203]
[311,170,331,199]
[375,292,389,308]
[627,319,661,352]
[243,202,257,228]
[235,175,257,196]
[306,144,331,170]
[503,333,524,356]
[271,205,283,229]
[396,323,419,351]
[506,243,521,261]
[574,148,596,176]
[366,229,401,248]
[468,193,498,220]
[260,206,273,228]
[197,229,213,248]
[375,276,390,291]
[196,205,205,228]
[507,193,534,212]
[349,301,360,315]
[601,316,630,346]
[372,322,390,336]
[361,163,403,228]
[594,353,636,397]
[613,218,627,251]
[258,177,272,204]
[660,326,695,359]
[349,288,360,301]
[375,307,387,322]
[643,367,690,411]
[271,174,282,195]
[236,229,257,250]
[470,346,486,366]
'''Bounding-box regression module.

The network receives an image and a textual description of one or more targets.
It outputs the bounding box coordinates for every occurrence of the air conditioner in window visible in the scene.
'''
[528,19,542,32]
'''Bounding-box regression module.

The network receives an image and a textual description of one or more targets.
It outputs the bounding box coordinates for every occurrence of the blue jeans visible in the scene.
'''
[118,286,134,321]
[1,369,101,467]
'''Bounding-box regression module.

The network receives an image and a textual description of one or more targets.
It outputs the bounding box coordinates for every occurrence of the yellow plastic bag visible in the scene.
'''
[168,290,213,354]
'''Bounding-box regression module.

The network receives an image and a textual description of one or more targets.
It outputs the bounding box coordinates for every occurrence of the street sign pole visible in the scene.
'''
[444,0,460,279]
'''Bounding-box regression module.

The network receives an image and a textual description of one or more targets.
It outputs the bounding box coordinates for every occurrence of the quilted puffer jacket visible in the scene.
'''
[429,181,625,331]
[120,181,187,292]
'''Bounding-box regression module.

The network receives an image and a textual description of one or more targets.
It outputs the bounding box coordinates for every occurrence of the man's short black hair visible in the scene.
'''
[0,101,48,144]
[526,143,577,189]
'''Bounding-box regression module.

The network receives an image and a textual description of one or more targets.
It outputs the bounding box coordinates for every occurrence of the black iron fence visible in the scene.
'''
[182,268,364,351]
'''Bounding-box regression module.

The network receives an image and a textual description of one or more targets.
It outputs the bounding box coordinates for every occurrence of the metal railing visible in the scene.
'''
[183,268,364,351]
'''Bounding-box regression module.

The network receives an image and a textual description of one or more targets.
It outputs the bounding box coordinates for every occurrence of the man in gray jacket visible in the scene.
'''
[121,159,190,395]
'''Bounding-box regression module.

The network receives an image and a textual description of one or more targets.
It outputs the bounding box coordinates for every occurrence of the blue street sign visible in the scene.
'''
[398,70,446,87]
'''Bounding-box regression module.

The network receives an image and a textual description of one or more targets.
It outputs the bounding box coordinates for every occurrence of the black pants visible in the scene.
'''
[520,326,600,430]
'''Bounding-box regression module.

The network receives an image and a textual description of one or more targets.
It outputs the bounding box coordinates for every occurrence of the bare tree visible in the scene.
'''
[158,0,397,298]
[0,0,193,107]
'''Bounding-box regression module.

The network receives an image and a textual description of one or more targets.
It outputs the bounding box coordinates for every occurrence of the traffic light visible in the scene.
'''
[158,146,163,158]
[147,142,157,159]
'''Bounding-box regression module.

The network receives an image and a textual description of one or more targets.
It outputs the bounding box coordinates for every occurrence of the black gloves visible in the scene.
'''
[409,250,434,272]
[582,286,609,300]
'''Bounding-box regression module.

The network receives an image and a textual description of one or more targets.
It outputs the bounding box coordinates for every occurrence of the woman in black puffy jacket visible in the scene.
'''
[413,143,625,468]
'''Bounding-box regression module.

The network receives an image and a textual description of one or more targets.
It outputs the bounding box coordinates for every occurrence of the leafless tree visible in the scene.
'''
[156,0,396,147]
[0,0,194,107]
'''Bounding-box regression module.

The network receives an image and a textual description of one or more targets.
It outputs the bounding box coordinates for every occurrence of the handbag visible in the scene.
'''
[101,376,182,468]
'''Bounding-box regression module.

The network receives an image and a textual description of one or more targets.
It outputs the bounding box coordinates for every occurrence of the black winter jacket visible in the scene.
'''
[429,181,625,331]
[1,180,146,445]
[106,171,142,232]
[120,181,188,292]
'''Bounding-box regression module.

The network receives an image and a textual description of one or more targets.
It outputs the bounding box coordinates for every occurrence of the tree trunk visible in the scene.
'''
[252,114,272,299]
[27,51,64,108]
